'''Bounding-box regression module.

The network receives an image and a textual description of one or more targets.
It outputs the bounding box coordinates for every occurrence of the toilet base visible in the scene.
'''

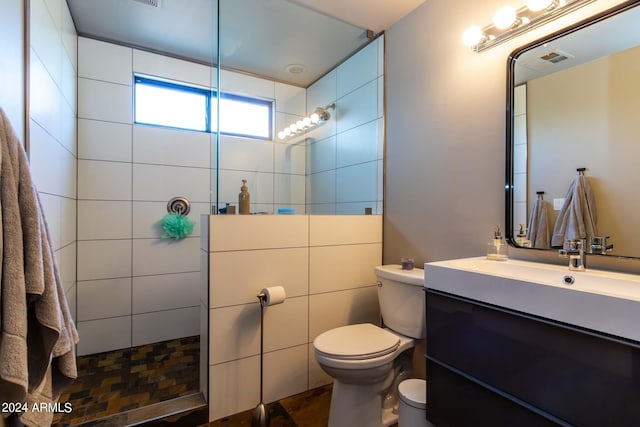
[328,373,395,427]
[381,406,399,427]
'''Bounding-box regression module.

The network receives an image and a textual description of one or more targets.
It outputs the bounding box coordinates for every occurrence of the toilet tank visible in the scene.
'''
[375,265,426,339]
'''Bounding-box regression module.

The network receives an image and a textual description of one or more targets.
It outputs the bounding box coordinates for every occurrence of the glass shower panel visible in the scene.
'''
[217,0,379,215]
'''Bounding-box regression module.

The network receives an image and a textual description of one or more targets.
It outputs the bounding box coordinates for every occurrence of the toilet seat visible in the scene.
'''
[314,323,400,360]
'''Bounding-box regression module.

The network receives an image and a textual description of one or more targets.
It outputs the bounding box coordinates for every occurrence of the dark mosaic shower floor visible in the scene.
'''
[52,336,200,427]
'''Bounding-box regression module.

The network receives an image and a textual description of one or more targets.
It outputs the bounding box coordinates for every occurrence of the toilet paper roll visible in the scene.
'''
[260,286,286,306]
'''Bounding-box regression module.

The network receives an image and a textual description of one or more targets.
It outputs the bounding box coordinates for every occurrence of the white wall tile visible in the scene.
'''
[514,84,527,115]
[29,121,76,198]
[275,83,305,115]
[274,142,306,175]
[336,162,377,203]
[274,174,305,205]
[56,242,76,293]
[263,345,308,403]
[60,93,76,152]
[219,135,273,172]
[132,237,200,276]
[30,53,62,143]
[78,160,132,201]
[514,114,527,146]
[77,278,132,321]
[337,41,378,98]
[78,37,132,85]
[133,272,200,313]
[210,345,308,421]
[514,172,527,203]
[336,120,378,168]
[210,357,259,421]
[61,5,77,72]
[133,201,208,239]
[133,49,212,88]
[133,125,210,168]
[336,80,378,134]
[31,0,61,86]
[77,240,132,281]
[309,286,380,341]
[309,215,382,246]
[303,115,336,143]
[78,201,132,240]
[377,159,383,201]
[308,344,332,389]
[76,316,131,356]
[132,306,199,346]
[310,244,382,294]
[210,247,308,307]
[306,137,336,174]
[78,119,132,162]
[306,171,335,205]
[133,163,210,203]
[39,194,61,250]
[209,215,308,252]
[210,296,308,364]
[514,143,527,174]
[78,78,132,124]
[307,70,336,115]
[219,69,274,99]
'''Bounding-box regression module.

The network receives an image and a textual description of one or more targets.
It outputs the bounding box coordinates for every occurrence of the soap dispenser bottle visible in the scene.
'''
[487,224,508,261]
[515,224,532,248]
[239,179,250,215]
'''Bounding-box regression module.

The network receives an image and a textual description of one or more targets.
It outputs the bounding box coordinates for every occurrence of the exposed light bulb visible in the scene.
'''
[296,120,304,129]
[525,0,554,11]
[303,117,311,127]
[278,131,285,140]
[493,6,517,29]
[462,26,485,47]
[310,113,320,124]
[283,128,291,136]
[289,123,298,133]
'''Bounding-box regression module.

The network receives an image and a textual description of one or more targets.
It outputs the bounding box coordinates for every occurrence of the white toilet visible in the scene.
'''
[313,265,426,427]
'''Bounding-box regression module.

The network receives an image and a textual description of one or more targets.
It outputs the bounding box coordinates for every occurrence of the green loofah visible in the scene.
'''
[161,213,195,239]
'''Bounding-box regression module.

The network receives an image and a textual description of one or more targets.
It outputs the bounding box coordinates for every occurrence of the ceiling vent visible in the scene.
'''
[521,49,574,71]
[131,0,161,7]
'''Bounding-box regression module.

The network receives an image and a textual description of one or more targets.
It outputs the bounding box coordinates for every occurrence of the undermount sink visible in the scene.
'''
[424,257,640,342]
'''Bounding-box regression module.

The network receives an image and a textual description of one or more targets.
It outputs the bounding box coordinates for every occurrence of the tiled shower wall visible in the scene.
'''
[28,0,78,324]
[305,35,385,215]
[202,215,382,421]
[75,37,308,355]
[513,84,527,235]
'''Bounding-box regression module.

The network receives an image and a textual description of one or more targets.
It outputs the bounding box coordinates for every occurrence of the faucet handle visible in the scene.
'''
[558,249,569,258]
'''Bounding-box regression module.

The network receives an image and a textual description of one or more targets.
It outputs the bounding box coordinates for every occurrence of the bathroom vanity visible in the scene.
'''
[424,257,640,426]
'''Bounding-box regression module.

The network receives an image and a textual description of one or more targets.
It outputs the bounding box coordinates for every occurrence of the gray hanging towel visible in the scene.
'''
[551,170,597,247]
[526,192,550,249]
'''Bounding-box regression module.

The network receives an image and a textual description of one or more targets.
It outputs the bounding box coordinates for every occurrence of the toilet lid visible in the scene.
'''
[314,323,400,360]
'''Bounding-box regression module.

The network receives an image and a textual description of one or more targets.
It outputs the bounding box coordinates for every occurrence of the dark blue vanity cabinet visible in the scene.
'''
[425,289,640,427]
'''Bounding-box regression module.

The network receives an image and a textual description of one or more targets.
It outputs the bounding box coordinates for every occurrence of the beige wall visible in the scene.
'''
[384,0,629,265]
[528,45,640,256]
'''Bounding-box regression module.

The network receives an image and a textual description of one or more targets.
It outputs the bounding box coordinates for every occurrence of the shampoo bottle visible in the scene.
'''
[487,224,508,261]
[239,179,250,215]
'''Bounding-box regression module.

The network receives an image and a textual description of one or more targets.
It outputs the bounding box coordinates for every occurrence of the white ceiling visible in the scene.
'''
[289,0,427,33]
[67,0,426,87]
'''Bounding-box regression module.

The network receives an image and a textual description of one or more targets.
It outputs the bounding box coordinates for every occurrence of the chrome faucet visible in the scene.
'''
[588,236,614,255]
[559,239,587,271]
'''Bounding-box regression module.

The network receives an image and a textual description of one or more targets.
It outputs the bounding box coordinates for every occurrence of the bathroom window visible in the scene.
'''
[134,75,273,139]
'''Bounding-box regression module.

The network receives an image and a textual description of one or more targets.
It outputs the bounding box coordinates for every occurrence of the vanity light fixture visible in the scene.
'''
[277,103,335,141]
[463,0,596,52]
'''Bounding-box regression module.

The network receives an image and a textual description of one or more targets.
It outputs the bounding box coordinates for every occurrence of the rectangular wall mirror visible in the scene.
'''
[506,0,640,259]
